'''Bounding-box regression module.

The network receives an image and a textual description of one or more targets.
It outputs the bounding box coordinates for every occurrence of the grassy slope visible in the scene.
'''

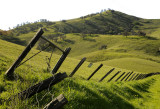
[13,32,160,73]
[138,19,160,39]
[1,10,160,108]
[0,39,160,109]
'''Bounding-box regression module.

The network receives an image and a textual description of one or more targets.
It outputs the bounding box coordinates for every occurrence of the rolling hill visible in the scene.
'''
[0,9,160,109]
[0,38,160,109]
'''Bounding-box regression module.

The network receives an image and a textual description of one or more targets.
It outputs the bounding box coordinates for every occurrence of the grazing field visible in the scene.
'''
[99,57,160,73]
[0,38,160,109]
[0,10,160,109]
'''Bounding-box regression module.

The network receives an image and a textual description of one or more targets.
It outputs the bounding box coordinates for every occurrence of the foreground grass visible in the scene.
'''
[0,39,160,109]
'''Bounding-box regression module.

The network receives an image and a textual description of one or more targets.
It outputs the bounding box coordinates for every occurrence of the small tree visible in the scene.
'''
[138,31,146,37]
[59,34,66,41]
[99,45,107,50]
[81,33,87,39]
[122,31,130,37]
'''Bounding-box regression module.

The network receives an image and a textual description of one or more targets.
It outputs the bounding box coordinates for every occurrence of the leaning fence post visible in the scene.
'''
[43,94,68,109]
[132,74,139,80]
[138,74,143,80]
[140,74,146,80]
[128,73,136,81]
[69,57,86,77]
[87,64,103,80]
[115,72,126,82]
[141,74,146,79]
[120,72,130,81]
[5,28,44,78]
[99,68,115,82]
[51,47,71,74]
[136,74,142,80]
[124,72,133,81]
[141,74,147,79]
[108,71,121,82]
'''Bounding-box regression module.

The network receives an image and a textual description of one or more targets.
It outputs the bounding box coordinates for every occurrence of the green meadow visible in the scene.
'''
[0,33,160,108]
[0,10,160,109]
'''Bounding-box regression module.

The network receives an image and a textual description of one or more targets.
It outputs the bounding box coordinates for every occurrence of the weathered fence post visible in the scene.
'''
[99,68,115,82]
[141,74,147,79]
[115,72,126,82]
[69,57,86,77]
[87,64,103,80]
[136,74,142,80]
[124,72,133,81]
[132,74,139,80]
[138,74,144,80]
[5,28,44,78]
[120,72,130,81]
[51,48,71,74]
[141,74,146,79]
[43,94,68,109]
[10,72,68,100]
[128,73,136,81]
[108,71,121,82]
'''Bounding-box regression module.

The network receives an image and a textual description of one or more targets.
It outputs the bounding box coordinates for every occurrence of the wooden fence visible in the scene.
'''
[5,28,160,109]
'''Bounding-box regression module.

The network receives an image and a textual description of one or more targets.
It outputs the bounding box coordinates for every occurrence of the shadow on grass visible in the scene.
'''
[131,78,155,93]
[0,84,5,93]
[111,84,143,100]
[17,78,137,109]
[83,38,96,42]
[145,36,158,40]
[60,79,134,109]
[64,39,75,44]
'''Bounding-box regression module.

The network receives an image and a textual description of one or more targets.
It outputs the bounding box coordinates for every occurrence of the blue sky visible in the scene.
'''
[0,0,160,30]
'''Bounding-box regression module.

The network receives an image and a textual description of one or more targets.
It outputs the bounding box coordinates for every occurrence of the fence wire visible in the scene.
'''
[7,42,56,109]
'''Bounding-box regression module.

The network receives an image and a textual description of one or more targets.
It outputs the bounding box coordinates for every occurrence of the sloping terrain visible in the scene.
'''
[0,10,160,109]
[0,39,160,109]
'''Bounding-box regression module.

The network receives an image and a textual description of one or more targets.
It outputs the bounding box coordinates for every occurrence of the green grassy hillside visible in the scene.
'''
[6,32,160,73]
[1,9,160,108]
[0,39,160,109]
[12,10,140,36]
[10,10,160,42]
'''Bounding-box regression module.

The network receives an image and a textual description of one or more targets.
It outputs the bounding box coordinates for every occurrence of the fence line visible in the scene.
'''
[120,72,130,81]
[5,28,160,109]
[108,71,121,82]
[69,57,86,77]
[87,64,103,80]
[115,72,126,82]
[125,72,133,81]
[99,68,115,82]
[128,73,136,81]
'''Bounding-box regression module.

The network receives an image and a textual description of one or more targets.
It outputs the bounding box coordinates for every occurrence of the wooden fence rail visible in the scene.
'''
[9,72,68,101]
